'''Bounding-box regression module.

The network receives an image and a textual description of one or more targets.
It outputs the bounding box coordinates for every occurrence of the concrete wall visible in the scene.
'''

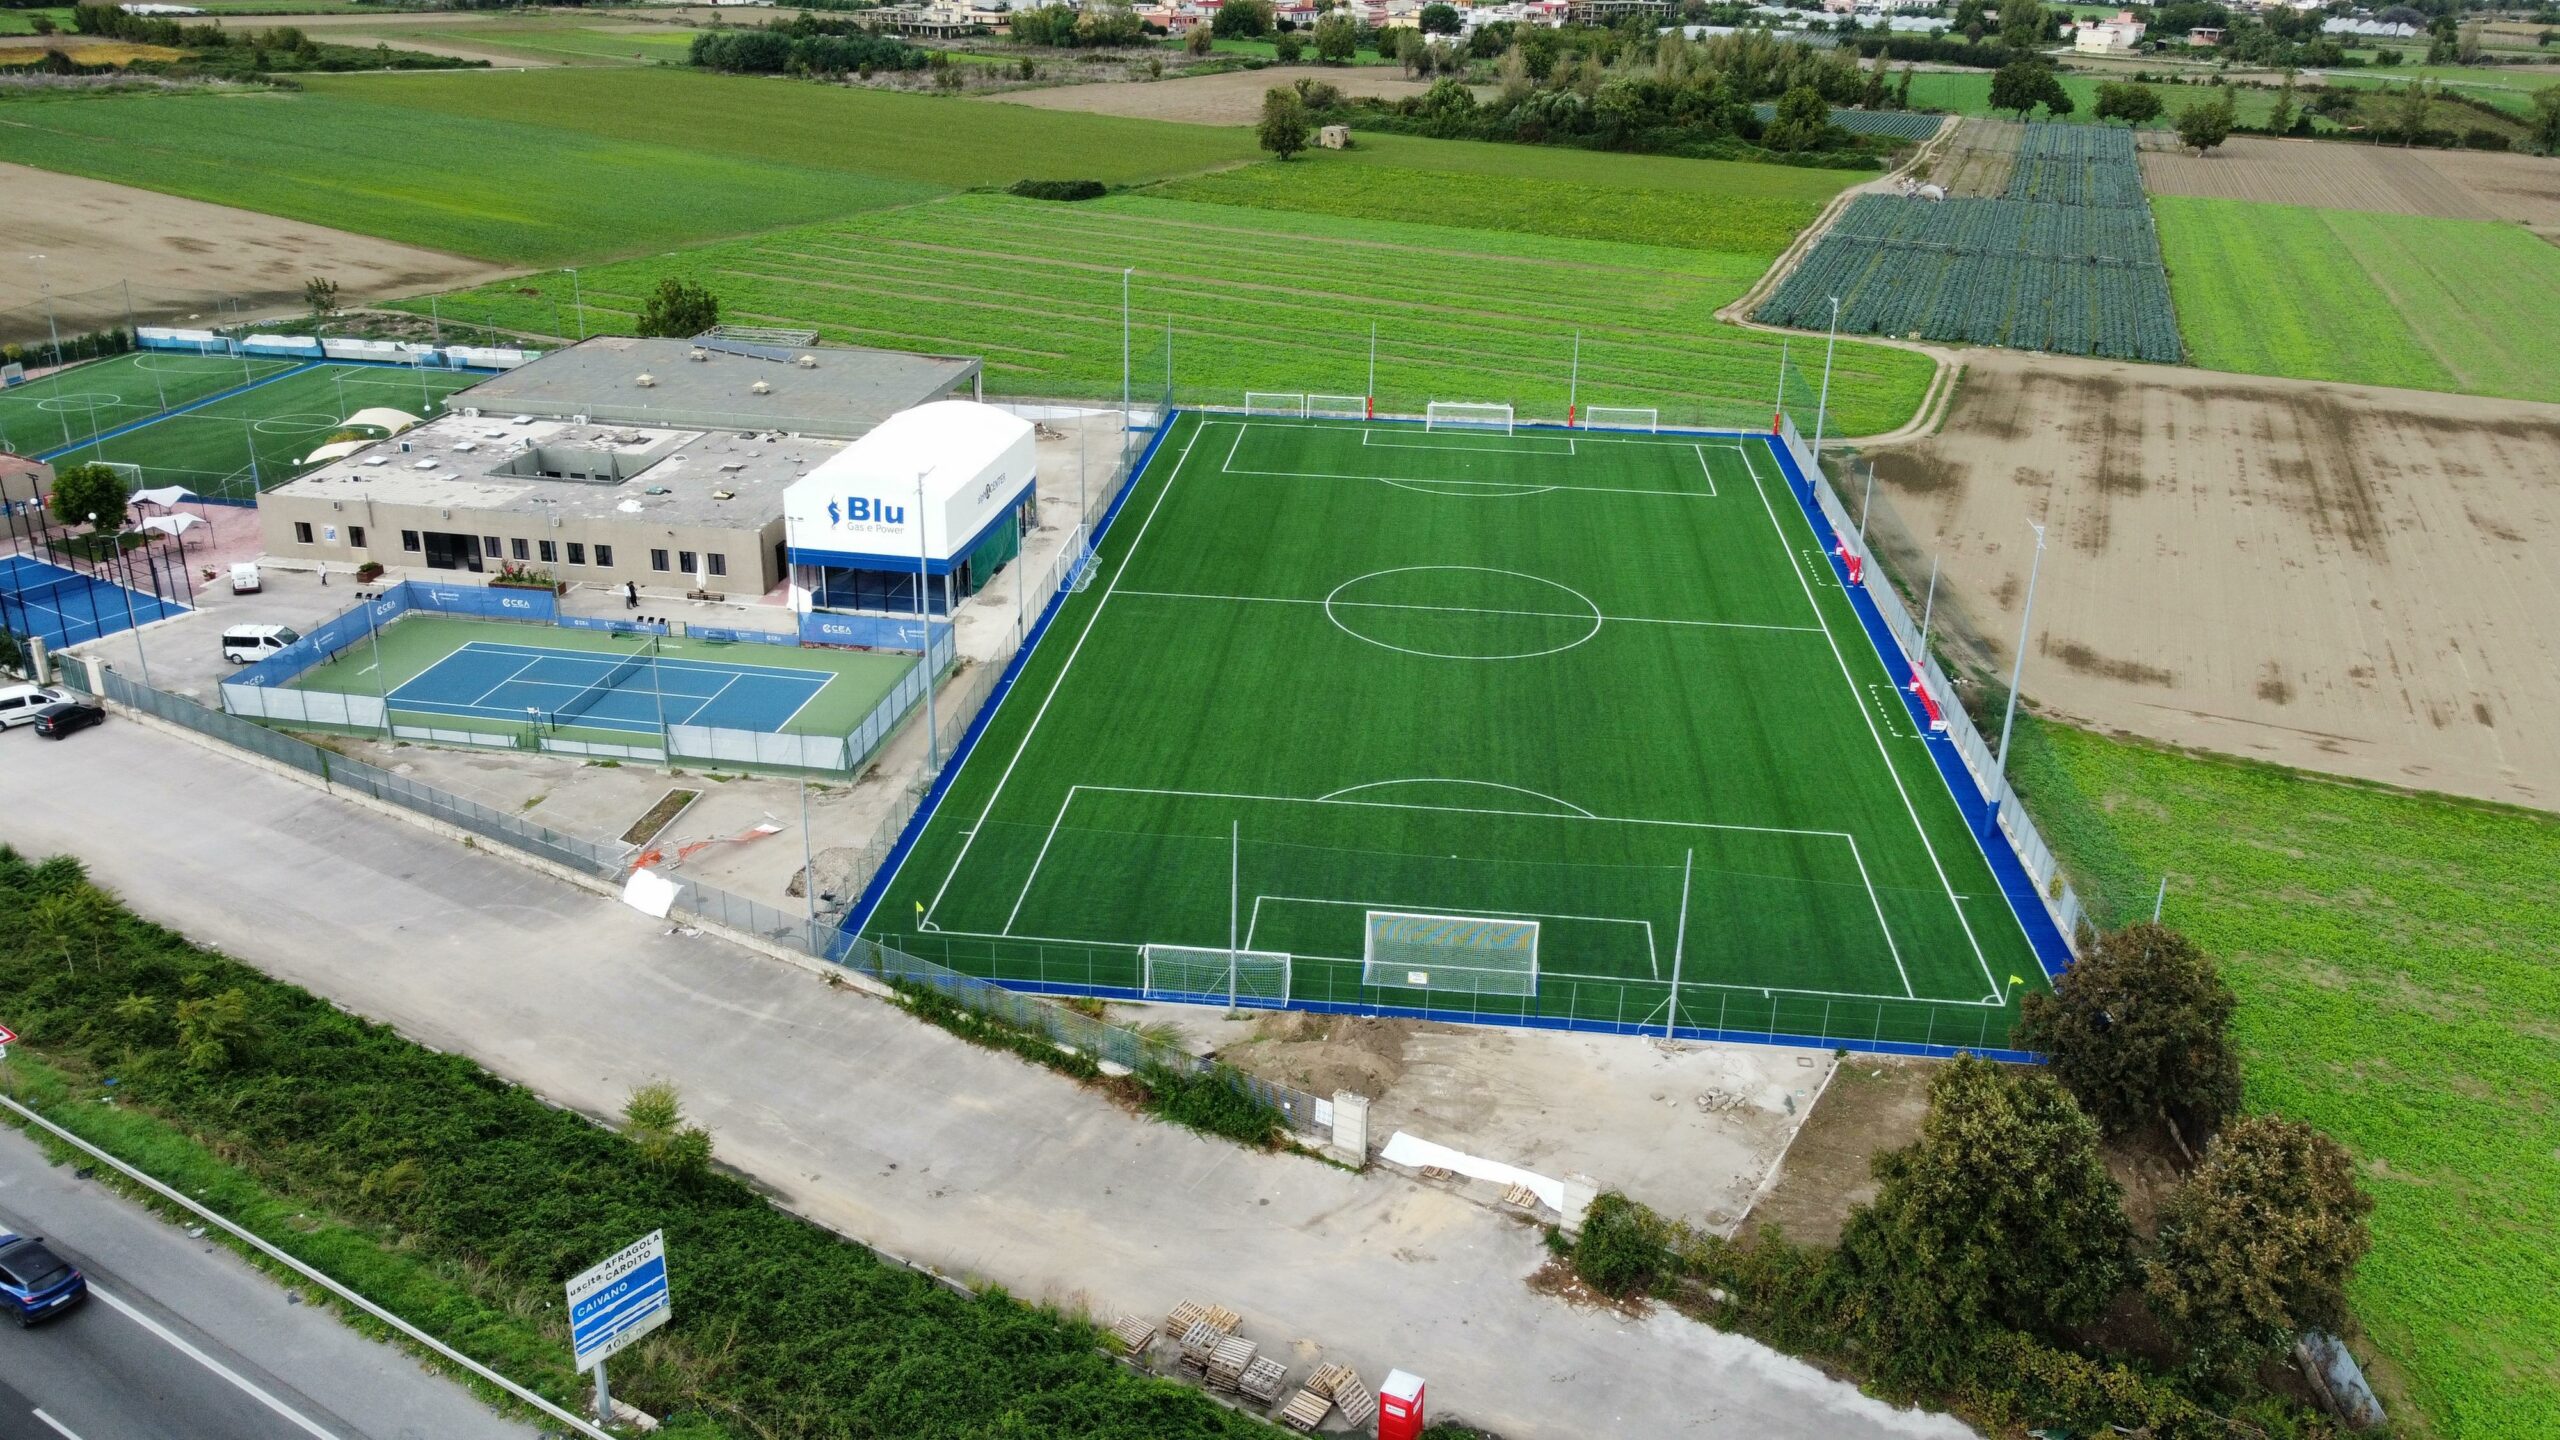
[1,455,50,509]
[256,493,787,595]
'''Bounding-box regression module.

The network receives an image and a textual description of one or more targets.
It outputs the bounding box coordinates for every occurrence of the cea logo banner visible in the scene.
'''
[826,496,907,530]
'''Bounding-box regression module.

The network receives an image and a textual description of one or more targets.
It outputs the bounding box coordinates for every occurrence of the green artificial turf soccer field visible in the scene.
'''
[288,615,917,746]
[69,363,484,498]
[867,414,2047,1049]
[0,352,303,457]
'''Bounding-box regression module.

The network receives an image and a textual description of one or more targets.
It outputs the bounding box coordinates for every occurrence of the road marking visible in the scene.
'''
[32,1410,83,1439]
[88,1284,344,1440]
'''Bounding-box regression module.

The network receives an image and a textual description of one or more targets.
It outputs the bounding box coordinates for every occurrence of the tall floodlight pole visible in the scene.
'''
[1920,553,1939,639]
[1367,321,1377,408]
[1665,848,1694,1039]
[1228,819,1240,1012]
[1858,460,1877,545]
[1120,267,1133,431]
[429,294,442,344]
[1775,335,1790,419]
[29,255,64,372]
[566,268,587,341]
[800,776,818,935]
[1994,520,2047,775]
[92,511,149,686]
[1567,329,1581,425]
[1812,296,1840,458]
[916,469,940,773]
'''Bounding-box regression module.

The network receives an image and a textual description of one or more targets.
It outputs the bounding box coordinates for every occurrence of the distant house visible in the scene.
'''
[2186,24,2223,44]
[2072,8,2144,52]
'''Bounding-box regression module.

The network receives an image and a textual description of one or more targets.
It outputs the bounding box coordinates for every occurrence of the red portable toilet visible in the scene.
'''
[1377,1370,1425,1440]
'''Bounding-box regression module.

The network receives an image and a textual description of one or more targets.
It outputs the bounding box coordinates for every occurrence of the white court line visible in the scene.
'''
[671,671,743,726]
[1234,415,1758,453]
[1737,443,1999,997]
[460,655,546,708]
[1003,783,1083,935]
[451,639,827,683]
[1362,429,1574,457]
[1077,781,1852,840]
[1247,894,1659,979]
[918,417,1210,926]
[1691,444,1720,497]
[1845,833,1915,999]
[1222,462,1711,501]
[1114,587,1822,636]
[89,1284,344,1440]
[33,1411,82,1439]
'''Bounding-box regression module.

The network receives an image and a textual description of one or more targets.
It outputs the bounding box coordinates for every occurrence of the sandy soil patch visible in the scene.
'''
[1739,1057,1929,1246]
[1863,349,2560,810]
[2414,146,2560,238]
[987,64,1433,125]
[0,163,511,341]
[1927,116,2023,198]
[2137,135,2502,220]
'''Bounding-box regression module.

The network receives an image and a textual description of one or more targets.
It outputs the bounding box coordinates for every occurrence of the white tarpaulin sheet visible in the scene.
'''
[620,866,679,919]
[1380,1131,1565,1212]
[138,514,203,537]
[132,486,195,511]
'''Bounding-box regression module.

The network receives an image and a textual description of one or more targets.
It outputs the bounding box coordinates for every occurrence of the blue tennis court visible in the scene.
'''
[386,640,834,735]
[0,552,190,651]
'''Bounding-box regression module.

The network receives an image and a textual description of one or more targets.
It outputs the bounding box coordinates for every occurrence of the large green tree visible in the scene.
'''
[2093,79,2163,127]
[47,461,131,534]
[1833,1055,2135,1383]
[1418,2,1461,34]
[1210,0,1272,39]
[1999,0,2048,53]
[634,278,720,339]
[2146,1115,2373,1387]
[2534,84,2560,155]
[1989,59,2070,119]
[2175,94,2234,155]
[1311,12,1356,62]
[2011,922,2243,1148]
[1257,85,1313,160]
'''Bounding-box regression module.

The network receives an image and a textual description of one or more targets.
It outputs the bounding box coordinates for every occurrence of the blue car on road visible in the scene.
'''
[0,1231,88,1325]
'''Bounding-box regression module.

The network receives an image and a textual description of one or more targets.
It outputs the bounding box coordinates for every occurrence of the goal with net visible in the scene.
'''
[1244,392,1307,418]
[1307,394,1369,420]
[1425,401,1514,435]
[1580,407,1659,433]
[1141,944,1293,1007]
[1361,911,1539,998]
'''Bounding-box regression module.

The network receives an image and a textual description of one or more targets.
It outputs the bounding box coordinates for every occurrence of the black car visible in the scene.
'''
[30,701,104,739]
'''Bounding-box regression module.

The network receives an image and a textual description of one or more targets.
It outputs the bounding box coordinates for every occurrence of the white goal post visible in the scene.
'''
[1361,911,1540,997]
[1244,392,1308,417]
[1141,944,1293,1007]
[1307,394,1369,420]
[1581,406,1659,433]
[1425,401,1514,435]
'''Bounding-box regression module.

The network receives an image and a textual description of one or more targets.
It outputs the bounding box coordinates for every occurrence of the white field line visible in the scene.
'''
[1113,587,1821,636]
[459,655,545,708]
[88,1285,344,1440]
[1003,783,1082,935]
[671,671,742,727]
[1246,893,1659,979]
[1845,832,1915,999]
[1691,444,1720,497]
[1737,442,1998,996]
[917,418,1209,925]
[1077,781,1851,841]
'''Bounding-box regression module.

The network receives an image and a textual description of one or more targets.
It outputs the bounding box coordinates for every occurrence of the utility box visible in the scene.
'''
[1377,1370,1425,1440]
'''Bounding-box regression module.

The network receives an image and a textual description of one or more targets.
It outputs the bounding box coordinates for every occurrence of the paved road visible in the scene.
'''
[0,719,1976,1440]
[0,1125,537,1440]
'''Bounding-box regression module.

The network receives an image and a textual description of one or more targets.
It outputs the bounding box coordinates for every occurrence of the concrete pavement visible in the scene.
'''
[0,719,1975,1440]
[0,1124,536,1440]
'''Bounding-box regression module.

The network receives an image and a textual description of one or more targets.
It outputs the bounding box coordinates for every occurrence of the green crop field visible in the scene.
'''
[866,414,2046,1048]
[1158,142,1850,255]
[0,351,300,457]
[402,191,1936,435]
[414,23,701,65]
[60,361,481,498]
[0,8,74,34]
[1906,71,2296,126]
[2317,63,2549,116]
[2155,197,2560,403]
[2012,720,2560,1440]
[0,70,1253,264]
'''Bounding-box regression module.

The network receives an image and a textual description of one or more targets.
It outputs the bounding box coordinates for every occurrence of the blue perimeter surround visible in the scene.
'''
[839,413,2061,1063]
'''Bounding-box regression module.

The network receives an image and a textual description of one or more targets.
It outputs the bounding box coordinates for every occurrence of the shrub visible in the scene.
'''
[1008,178,1109,201]
[1571,1192,1678,1295]
[354,561,385,583]
[1135,1061,1285,1145]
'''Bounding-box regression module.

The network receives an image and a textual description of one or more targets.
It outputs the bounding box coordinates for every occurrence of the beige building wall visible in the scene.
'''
[256,493,787,596]
[1,455,51,510]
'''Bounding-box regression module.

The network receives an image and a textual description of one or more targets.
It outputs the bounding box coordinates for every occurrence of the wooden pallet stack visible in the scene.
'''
[1106,1313,1156,1357]
[1205,1335,1259,1393]
[1278,1361,1363,1434]
[1239,1355,1290,1407]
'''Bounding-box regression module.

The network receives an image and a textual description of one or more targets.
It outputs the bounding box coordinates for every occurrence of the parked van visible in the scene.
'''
[0,684,67,730]
[229,562,262,594]
[220,624,300,665]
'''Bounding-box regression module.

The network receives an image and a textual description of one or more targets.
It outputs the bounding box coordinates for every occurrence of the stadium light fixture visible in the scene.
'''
[1994,520,2046,776]
[1812,296,1840,457]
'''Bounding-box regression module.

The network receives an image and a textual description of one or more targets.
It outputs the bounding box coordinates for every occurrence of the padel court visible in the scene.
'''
[863,414,2050,1051]
[0,553,189,651]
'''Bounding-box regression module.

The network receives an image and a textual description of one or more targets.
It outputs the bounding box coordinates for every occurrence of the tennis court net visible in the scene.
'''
[554,648,651,724]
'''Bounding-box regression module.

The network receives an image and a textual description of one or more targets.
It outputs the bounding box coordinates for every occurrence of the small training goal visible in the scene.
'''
[1141,944,1293,1007]
[1244,392,1308,418]
[1581,406,1659,433]
[1425,401,1514,435]
[1308,394,1369,420]
[1361,911,1540,998]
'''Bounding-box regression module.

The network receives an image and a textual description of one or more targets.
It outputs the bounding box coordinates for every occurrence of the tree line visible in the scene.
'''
[687,16,928,77]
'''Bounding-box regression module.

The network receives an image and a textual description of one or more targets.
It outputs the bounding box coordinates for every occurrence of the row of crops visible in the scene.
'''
[1757,122,2182,362]
[1750,104,1947,141]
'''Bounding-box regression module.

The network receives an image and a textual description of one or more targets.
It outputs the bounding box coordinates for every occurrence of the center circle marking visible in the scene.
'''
[1322,565,1603,662]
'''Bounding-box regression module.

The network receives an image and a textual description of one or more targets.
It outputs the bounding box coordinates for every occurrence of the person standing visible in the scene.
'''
[624,579,638,611]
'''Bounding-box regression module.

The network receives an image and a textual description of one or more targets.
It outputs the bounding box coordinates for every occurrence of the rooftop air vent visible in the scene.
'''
[796,355,817,369]
[636,373,657,388]
[750,381,773,396]
[688,348,709,362]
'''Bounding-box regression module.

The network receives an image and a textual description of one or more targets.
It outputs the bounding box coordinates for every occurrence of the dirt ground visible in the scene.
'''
[1928,117,2023,198]
[2137,135,2560,233]
[1160,1009,1837,1232]
[987,64,1433,124]
[0,164,510,343]
[1739,1058,1930,1246]
[1862,349,2560,811]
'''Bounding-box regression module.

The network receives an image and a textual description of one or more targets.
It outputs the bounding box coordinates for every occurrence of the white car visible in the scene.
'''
[0,683,68,729]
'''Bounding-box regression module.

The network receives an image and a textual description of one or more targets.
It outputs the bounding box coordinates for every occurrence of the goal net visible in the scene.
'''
[1361,911,1539,998]
[1307,394,1369,420]
[1426,401,1514,435]
[1244,392,1307,418]
[1141,944,1293,1007]
[1582,407,1659,433]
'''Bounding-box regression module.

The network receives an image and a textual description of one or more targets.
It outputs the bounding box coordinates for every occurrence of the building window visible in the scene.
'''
[677,550,697,577]
[484,535,503,558]
[348,525,366,549]
[510,538,529,562]
[402,530,421,552]
[650,548,670,572]
[705,553,727,578]
[538,539,557,563]
[595,544,615,567]
[293,521,314,545]
[567,542,585,566]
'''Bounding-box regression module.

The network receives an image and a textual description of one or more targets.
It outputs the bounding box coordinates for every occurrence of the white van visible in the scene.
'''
[0,684,68,729]
[229,562,262,595]
[221,624,300,665]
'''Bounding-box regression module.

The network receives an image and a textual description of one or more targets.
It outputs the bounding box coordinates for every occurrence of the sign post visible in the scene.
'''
[565,1230,671,1423]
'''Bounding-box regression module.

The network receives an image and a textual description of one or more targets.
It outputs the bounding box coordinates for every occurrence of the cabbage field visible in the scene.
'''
[1758,122,2182,362]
